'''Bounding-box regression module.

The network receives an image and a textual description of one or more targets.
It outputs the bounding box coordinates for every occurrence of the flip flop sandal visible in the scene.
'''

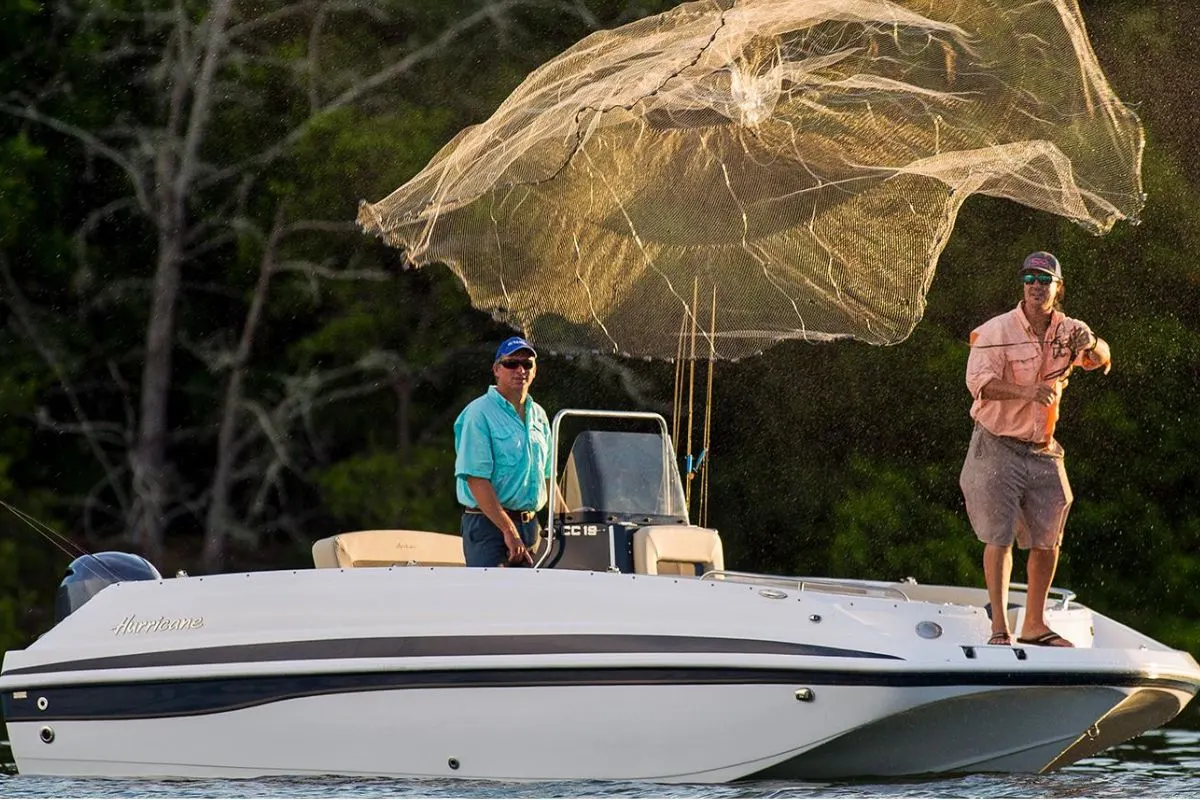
[987,632,1012,646]
[1016,630,1074,647]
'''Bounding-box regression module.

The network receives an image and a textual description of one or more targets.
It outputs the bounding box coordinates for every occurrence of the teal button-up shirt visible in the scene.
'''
[454,386,552,511]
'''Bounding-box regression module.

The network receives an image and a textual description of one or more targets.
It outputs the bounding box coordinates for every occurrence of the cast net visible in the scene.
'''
[358,0,1143,359]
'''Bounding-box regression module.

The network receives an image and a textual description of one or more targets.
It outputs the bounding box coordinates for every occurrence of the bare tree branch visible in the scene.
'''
[274,258,390,282]
[72,196,142,278]
[203,0,539,188]
[176,0,232,199]
[106,359,137,442]
[2,255,132,514]
[4,0,602,563]
[284,220,361,234]
[0,102,153,213]
[568,0,601,28]
[33,408,128,445]
[201,206,284,569]
[306,1,330,113]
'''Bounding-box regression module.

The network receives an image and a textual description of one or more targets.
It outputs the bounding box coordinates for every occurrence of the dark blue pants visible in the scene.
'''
[461,512,540,567]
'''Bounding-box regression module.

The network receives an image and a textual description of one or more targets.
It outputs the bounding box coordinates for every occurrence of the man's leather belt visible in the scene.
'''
[464,507,537,524]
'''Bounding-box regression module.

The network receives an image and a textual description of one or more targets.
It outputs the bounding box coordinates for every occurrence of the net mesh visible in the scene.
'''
[358,0,1143,359]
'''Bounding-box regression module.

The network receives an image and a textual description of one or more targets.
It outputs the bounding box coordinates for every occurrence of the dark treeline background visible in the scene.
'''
[1,0,1197,671]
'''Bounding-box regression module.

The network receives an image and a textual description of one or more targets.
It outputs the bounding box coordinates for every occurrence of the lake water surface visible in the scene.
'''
[3,724,1198,798]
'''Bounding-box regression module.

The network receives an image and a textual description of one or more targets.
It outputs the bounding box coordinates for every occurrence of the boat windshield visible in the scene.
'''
[561,430,688,523]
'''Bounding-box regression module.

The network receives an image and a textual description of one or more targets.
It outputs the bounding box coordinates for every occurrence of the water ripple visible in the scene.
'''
[2,727,1198,797]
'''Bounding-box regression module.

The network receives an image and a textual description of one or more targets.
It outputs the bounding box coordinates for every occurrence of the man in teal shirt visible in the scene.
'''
[454,336,553,566]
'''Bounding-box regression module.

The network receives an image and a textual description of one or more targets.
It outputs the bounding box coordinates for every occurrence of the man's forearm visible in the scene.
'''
[466,477,520,539]
[979,377,1058,407]
[1083,337,1111,372]
[979,378,1037,401]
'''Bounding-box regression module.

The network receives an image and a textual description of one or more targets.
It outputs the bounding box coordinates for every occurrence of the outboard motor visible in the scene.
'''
[54,551,162,622]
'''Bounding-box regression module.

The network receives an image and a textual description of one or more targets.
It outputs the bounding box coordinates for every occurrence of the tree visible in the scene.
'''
[2,0,569,567]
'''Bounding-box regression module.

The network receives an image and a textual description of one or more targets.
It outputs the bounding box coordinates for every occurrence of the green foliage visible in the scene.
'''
[314,447,459,534]
[277,105,455,216]
[0,0,1197,660]
[0,539,35,656]
[0,502,64,656]
[705,51,1200,650]
[0,134,45,247]
[827,458,979,585]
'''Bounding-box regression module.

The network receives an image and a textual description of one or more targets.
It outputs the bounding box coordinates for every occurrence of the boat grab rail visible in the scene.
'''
[698,570,911,601]
[1008,582,1076,611]
[539,408,676,570]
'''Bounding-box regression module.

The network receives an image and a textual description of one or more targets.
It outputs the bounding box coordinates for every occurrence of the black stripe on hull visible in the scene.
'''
[1,634,900,677]
[3,666,1194,723]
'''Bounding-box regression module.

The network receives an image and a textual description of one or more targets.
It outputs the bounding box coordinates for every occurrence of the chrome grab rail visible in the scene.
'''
[537,409,676,570]
[698,570,912,601]
[1008,582,1076,610]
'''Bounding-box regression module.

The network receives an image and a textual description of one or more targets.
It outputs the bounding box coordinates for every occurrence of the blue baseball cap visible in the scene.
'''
[494,336,537,362]
[1022,251,1062,280]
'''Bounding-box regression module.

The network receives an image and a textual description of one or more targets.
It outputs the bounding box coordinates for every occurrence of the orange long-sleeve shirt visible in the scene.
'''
[966,304,1107,443]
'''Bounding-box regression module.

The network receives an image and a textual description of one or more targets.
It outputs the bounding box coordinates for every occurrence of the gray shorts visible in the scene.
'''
[959,423,1073,550]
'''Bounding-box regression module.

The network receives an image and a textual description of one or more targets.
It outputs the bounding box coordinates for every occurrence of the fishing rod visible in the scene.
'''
[1,499,123,583]
[671,279,717,527]
[699,285,716,529]
[685,279,698,509]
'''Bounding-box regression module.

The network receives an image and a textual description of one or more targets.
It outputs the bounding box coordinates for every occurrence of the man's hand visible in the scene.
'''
[1026,383,1056,407]
[1067,325,1096,354]
[467,476,534,566]
[502,527,532,566]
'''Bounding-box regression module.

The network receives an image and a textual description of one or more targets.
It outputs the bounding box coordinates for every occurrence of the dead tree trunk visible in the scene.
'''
[129,224,185,566]
[3,0,552,565]
[128,0,233,562]
[201,212,283,572]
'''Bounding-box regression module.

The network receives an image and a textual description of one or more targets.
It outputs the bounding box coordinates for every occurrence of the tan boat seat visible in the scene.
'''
[632,525,724,577]
[312,529,465,568]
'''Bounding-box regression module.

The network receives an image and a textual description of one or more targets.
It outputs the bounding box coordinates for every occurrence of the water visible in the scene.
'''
[2,727,1198,798]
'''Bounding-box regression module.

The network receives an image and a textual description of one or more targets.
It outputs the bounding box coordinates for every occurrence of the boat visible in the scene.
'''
[2,409,1197,782]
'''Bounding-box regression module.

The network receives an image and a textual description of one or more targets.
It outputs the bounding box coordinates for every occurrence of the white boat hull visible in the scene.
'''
[3,567,1198,781]
[8,681,1192,781]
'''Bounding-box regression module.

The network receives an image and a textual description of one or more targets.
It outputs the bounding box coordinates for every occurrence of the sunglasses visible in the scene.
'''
[1021,273,1057,286]
[498,358,535,370]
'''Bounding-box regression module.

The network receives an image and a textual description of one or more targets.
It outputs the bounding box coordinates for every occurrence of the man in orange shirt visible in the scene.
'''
[961,252,1111,647]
